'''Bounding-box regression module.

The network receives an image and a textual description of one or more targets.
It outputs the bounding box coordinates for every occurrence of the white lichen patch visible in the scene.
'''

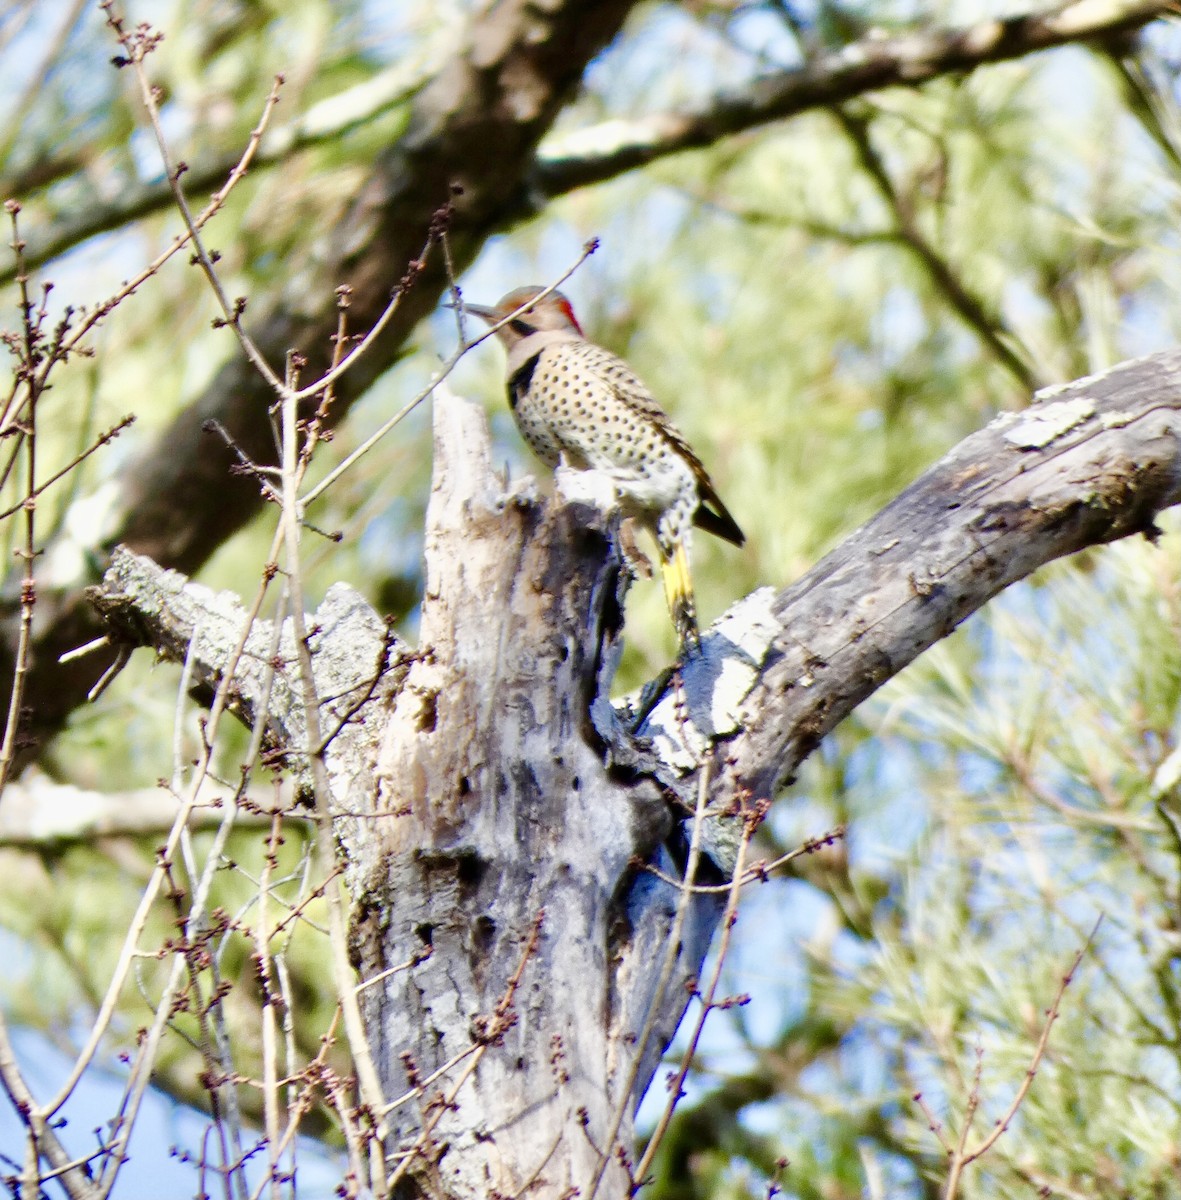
[644,709,709,774]
[704,587,779,730]
[1032,369,1105,403]
[638,587,779,773]
[1003,396,1096,449]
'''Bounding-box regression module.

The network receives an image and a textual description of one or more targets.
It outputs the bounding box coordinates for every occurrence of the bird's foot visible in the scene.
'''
[618,518,653,579]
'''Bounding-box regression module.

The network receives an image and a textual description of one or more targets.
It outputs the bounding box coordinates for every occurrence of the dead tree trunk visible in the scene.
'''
[90,349,1181,1199]
[350,392,680,1198]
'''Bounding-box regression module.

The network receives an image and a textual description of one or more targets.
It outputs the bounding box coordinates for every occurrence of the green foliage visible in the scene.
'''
[4,0,1181,1194]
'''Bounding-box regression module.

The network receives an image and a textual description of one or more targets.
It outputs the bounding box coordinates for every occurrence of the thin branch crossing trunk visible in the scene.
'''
[351,391,691,1199]
[89,349,1181,1198]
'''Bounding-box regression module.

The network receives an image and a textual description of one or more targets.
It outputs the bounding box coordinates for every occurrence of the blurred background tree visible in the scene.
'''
[2,0,1181,1196]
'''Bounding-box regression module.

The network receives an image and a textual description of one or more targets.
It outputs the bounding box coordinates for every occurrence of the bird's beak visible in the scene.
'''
[461,303,499,324]
[443,297,498,324]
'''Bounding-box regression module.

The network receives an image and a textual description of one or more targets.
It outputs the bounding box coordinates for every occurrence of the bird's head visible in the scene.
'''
[462,286,584,347]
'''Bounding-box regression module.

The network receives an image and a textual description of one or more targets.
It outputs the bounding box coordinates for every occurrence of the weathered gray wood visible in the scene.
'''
[88,348,1181,1198]
[349,390,674,1199]
[88,550,405,801]
[715,353,1181,811]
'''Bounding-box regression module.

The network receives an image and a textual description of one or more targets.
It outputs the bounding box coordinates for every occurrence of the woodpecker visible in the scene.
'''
[463,286,744,648]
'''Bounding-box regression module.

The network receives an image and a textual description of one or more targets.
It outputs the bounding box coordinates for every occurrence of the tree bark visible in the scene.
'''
[536,0,1169,196]
[10,0,640,753]
[88,349,1181,1197]
[10,0,1174,763]
[715,355,1181,808]
[349,390,673,1198]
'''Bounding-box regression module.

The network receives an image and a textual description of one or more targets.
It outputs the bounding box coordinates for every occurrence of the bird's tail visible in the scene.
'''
[660,540,700,651]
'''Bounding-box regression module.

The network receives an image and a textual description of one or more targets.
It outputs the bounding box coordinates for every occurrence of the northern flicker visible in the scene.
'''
[463,286,744,648]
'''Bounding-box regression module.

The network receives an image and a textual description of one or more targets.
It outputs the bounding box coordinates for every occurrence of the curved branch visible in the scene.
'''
[712,350,1181,804]
[7,2,1168,283]
[537,0,1169,195]
[620,349,1181,1089]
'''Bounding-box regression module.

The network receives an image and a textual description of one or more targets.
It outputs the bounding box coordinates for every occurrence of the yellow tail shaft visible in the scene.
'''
[659,540,700,649]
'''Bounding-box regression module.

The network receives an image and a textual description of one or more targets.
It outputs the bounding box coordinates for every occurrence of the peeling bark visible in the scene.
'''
[87,349,1181,1197]
[717,355,1181,805]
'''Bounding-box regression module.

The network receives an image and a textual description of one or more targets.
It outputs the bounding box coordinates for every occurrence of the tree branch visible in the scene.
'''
[0,773,289,848]
[536,0,1171,197]
[9,0,638,752]
[88,546,406,801]
[707,350,1181,807]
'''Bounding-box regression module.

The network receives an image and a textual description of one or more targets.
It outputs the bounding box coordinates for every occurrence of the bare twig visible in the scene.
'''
[0,415,135,521]
[274,345,387,1189]
[938,919,1100,1199]
[104,5,286,394]
[586,761,712,1200]
[299,238,599,507]
[632,795,766,1187]
[256,812,285,1200]
[0,1016,98,1200]
[639,825,846,894]
[57,526,286,1196]
[0,201,43,801]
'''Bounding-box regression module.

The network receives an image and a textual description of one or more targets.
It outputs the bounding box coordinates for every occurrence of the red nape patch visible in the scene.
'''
[556,296,584,335]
